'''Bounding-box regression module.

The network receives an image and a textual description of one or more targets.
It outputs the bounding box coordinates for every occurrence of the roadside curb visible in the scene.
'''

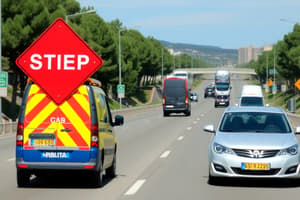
[286,111,300,118]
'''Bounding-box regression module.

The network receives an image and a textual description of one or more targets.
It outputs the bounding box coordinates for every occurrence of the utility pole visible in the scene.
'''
[266,52,269,92]
[173,56,176,72]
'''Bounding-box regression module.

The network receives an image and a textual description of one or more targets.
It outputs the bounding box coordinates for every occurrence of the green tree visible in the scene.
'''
[2,0,80,119]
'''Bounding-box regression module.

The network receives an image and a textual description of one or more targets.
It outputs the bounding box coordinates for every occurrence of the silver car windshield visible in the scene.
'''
[219,112,292,133]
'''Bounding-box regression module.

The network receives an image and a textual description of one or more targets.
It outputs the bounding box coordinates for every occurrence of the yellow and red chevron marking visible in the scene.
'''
[24,84,91,148]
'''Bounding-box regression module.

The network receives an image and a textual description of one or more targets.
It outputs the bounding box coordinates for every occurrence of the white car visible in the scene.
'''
[190,92,198,102]
[203,106,300,184]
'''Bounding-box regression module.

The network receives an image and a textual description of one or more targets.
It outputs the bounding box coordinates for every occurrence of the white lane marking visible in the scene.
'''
[7,158,15,162]
[200,114,205,117]
[125,179,146,195]
[177,136,184,141]
[193,121,198,124]
[160,150,171,158]
[187,127,192,131]
[197,117,200,121]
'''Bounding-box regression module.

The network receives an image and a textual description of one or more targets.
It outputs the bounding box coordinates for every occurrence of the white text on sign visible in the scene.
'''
[30,54,89,70]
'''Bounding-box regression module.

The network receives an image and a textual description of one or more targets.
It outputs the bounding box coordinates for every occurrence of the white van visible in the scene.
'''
[173,70,192,91]
[239,85,265,106]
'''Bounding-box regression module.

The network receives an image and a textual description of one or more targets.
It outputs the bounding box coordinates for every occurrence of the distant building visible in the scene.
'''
[238,45,264,64]
[167,48,182,56]
[263,45,273,51]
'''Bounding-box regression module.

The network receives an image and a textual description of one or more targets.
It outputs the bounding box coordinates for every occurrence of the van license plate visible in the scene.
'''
[33,139,55,146]
[166,105,174,108]
[241,163,270,170]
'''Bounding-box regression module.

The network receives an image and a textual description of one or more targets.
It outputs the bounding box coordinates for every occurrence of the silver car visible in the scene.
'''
[190,92,198,102]
[203,106,300,184]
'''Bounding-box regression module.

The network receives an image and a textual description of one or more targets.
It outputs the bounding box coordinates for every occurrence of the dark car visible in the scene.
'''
[215,95,230,107]
[162,77,191,116]
[204,85,215,98]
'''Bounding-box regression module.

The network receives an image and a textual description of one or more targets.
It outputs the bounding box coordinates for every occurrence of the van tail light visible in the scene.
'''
[91,123,99,148]
[162,96,165,107]
[185,95,188,107]
[16,122,24,146]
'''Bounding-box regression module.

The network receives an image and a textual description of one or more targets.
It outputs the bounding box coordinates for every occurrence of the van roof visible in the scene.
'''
[163,77,187,88]
[216,70,229,75]
[174,70,188,74]
[241,85,263,97]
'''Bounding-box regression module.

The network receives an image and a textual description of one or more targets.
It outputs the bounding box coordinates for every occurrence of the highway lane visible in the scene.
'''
[122,77,300,200]
[1,76,299,200]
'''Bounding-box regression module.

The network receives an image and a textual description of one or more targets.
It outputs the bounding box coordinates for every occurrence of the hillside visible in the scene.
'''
[160,40,238,67]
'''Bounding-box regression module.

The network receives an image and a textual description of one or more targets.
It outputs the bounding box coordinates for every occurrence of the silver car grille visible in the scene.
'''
[232,149,280,158]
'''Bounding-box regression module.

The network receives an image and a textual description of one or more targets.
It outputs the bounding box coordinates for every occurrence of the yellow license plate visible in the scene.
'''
[242,163,270,170]
[33,139,55,146]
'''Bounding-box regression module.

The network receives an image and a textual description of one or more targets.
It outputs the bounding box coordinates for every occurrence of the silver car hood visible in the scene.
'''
[214,132,298,150]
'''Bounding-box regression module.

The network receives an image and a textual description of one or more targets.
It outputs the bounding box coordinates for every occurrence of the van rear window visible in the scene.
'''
[164,79,186,97]
[241,97,264,106]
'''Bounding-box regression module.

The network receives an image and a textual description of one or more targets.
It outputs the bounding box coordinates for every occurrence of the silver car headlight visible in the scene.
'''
[278,144,298,156]
[213,143,234,154]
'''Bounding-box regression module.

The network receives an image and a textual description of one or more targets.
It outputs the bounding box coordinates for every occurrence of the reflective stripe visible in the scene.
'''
[24,85,91,148]
[59,102,90,146]
[24,102,57,144]
[57,123,77,147]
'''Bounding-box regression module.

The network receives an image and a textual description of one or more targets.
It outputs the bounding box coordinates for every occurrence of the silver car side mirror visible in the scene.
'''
[203,124,215,133]
[295,126,300,134]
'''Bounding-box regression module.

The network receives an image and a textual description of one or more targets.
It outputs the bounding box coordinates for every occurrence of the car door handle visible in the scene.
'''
[61,128,72,132]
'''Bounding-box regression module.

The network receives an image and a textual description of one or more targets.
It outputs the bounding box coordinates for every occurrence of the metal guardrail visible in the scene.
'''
[0,121,17,136]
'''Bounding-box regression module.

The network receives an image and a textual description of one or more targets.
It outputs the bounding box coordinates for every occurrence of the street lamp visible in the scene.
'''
[118,28,126,109]
[118,26,140,109]
[65,9,96,23]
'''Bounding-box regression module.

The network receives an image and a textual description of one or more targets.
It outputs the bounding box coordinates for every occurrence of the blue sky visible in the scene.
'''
[78,0,300,49]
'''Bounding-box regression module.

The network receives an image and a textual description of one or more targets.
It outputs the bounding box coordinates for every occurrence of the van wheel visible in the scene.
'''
[163,111,169,117]
[186,111,191,116]
[93,162,104,187]
[106,152,116,178]
[17,170,30,187]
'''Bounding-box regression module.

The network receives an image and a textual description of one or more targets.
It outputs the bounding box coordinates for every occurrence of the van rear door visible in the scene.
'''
[23,84,92,162]
[164,79,186,108]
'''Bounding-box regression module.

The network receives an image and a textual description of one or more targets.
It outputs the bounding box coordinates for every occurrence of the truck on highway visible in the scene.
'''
[214,70,231,96]
[215,70,230,84]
